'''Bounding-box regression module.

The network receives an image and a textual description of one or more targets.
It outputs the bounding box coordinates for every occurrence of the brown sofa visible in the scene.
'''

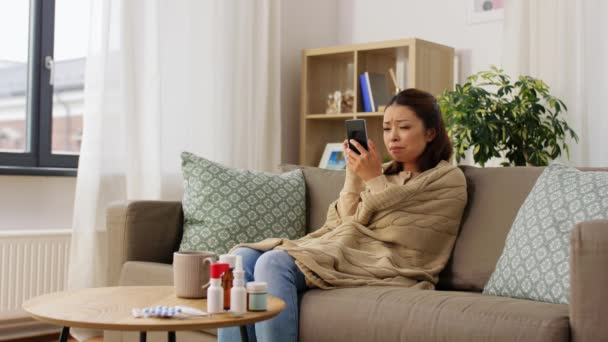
[105,165,608,342]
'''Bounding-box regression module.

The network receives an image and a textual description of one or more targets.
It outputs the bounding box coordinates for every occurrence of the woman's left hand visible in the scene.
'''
[346,139,383,182]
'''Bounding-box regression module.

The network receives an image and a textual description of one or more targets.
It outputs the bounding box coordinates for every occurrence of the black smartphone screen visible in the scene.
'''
[345,119,369,154]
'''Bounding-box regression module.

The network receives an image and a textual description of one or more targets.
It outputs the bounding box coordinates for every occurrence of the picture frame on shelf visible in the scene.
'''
[467,0,504,24]
[318,143,346,170]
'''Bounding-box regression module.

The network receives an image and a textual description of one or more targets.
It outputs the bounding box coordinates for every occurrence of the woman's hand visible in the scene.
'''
[345,139,383,182]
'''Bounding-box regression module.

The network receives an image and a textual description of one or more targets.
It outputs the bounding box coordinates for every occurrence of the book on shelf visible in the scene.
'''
[368,72,392,111]
[359,72,392,112]
[359,72,373,112]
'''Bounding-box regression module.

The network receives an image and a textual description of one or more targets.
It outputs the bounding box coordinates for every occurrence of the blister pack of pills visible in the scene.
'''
[132,305,210,319]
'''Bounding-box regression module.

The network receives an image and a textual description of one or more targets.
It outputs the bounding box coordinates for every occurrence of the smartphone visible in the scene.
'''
[345,119,369,154]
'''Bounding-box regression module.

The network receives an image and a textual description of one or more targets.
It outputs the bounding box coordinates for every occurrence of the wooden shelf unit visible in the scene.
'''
[300,38,454,167]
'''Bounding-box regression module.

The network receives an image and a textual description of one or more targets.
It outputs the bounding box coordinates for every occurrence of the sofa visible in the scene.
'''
[104,165,608,342]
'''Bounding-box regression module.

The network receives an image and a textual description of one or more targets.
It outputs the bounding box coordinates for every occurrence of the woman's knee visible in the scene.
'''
[232,247,262,260]
[231,247,262,281]
[254,250,295,276]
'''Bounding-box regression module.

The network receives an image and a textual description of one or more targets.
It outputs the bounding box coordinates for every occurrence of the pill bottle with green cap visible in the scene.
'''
[246,282,268,311]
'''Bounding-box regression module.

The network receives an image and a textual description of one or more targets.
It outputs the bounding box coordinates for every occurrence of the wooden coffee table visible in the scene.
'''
[22,286,285,342]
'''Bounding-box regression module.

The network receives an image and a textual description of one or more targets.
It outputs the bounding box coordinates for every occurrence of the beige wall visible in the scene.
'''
[280,0,342,165]
[0,176,76,230]
[336,0,504,84]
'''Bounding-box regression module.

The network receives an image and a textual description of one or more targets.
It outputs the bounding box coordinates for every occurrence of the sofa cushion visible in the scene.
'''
[180,152,306,255]
[299,287,569,342]
[437,166,544,291]
[279,164,345,233]
[484,163,608,304]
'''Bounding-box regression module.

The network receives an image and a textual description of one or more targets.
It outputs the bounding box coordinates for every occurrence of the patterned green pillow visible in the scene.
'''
[483,163,608,304]
[179,152,306,255]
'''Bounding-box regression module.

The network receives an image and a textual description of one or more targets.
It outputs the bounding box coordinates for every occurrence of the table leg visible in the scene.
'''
[140,332,147,342]
[167,331,176,342]
[239,325,249,342]
[59,327,69,342]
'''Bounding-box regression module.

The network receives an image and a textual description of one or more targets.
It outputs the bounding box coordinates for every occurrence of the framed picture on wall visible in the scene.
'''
[318,143,346,170]
[467,0,504,24]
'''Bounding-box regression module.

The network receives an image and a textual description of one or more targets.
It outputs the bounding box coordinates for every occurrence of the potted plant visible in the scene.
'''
[438,67,579,166]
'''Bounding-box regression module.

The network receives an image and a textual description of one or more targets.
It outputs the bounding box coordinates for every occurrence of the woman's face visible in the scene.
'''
[383,105,435,170]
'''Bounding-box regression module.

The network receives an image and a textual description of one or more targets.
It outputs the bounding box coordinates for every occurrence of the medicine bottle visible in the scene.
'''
[219,254,237,310]
[230,255,246,316]
[246,281,268,312]
[207,263,230,314]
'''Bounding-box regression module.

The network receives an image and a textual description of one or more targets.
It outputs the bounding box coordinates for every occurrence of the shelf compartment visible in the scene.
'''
[306,52,355,115]
[303,119,348,167]
[354,112,384,118]
[305,112,385,120]
[356,47,408,113]
[306,114,354,120]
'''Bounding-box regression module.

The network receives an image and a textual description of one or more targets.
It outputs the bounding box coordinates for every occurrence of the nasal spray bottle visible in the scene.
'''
[207,263,229,315]
[230,255,246,316]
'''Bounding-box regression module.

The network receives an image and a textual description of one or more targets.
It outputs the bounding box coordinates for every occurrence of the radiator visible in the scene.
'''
[0,230,71,319]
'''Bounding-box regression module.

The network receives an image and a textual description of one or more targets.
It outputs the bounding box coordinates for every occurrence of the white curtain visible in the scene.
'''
[68,0,280,337]
[502,0,608,167]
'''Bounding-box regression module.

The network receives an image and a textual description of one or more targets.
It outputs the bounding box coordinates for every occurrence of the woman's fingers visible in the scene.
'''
[368,139,379,158]
[346,149,357,160]
[349,139,368,156]
[368,139,376,152]
[346,149,359,163]
[343,139,351,166]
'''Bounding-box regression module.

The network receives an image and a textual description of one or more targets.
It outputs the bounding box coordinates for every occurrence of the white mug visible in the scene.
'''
[173,251,217,298]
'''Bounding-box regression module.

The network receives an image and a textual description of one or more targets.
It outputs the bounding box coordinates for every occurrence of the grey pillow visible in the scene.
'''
[179,152,306,255]
[483,163,608,304]
[279,164,345,232]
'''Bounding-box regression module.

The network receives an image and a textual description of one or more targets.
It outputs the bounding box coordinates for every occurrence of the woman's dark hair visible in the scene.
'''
[384,88,452,174]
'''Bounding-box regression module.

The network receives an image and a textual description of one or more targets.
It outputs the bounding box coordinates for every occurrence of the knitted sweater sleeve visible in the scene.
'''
[336,167,365,218]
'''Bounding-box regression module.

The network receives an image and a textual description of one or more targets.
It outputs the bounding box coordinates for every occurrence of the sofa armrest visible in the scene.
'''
[106,200,183,285]
[118,261,174,286]
[569,219,608,342]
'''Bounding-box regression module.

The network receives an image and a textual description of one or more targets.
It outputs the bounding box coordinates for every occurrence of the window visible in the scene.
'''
[0,0,89,173]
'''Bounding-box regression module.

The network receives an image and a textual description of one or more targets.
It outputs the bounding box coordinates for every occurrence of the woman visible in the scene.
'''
[218,88,467,342]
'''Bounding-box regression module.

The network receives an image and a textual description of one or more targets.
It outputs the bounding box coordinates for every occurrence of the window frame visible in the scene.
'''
[0,0,79,175]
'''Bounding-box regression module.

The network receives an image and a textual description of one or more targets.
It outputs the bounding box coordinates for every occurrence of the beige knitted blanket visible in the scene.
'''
[230,161,467,290]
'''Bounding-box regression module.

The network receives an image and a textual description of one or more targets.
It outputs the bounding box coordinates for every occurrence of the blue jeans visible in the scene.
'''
[217,247,308,342]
